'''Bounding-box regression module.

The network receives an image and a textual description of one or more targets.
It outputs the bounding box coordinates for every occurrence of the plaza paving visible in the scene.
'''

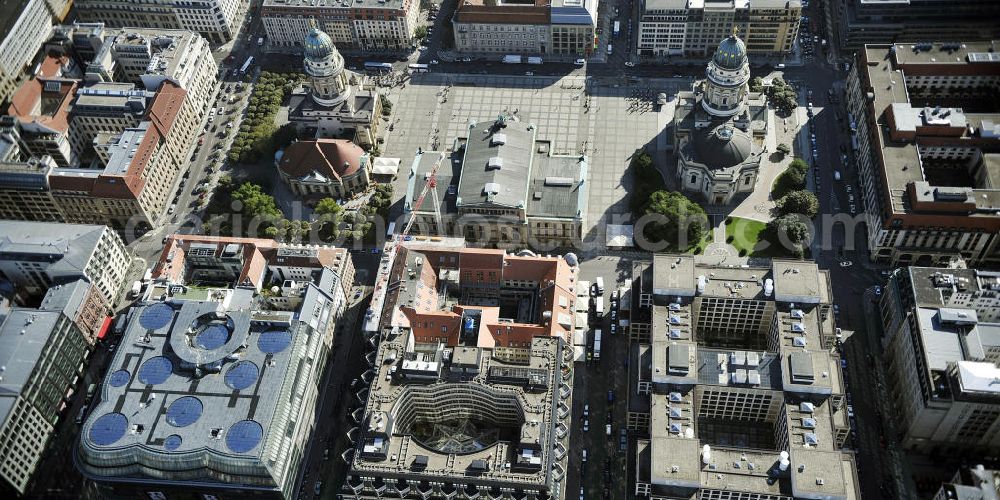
[381,73,690,252]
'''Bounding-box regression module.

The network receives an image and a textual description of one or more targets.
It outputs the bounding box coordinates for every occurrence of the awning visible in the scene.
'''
[372,157,400,176]
[96,316,113,340]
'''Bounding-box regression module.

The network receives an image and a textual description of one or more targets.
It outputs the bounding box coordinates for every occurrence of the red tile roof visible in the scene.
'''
[279,139,366,181]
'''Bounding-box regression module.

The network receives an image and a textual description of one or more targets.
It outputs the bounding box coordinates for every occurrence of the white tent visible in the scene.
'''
[372,157,400,176]
[606,224,635,248]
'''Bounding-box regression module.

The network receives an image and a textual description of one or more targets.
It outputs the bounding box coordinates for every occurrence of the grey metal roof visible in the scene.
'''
[527,154,588,219]
[0,280,91,424]
[691,123,754,170]
[0,221,106,279]
[456,118,535,210]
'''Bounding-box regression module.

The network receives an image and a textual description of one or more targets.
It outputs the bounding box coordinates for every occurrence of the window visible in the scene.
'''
[690,174,697,184]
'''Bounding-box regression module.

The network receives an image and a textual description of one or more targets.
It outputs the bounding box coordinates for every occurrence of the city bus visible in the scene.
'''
[408,63,430,73]
[239,56,254,75]
[364,61,393,73]
[613,21,621,38]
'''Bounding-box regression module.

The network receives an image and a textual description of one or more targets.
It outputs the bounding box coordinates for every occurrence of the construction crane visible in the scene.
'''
[400,151,446,239]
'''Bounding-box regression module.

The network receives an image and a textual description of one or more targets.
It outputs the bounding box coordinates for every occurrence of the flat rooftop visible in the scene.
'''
[347,335,570,491]
[858,42,1000,217]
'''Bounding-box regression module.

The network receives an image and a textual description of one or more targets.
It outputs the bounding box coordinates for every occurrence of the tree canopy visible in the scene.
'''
[772,157,809,199]
[764,214,811,257]
[642,191,709,250]
[766,77,799,115]
[776,190,819,218]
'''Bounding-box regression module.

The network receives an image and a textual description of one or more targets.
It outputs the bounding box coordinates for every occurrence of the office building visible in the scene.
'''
[878,267,1000,456]
[152,234,355,302]
[846,41,1000,268]
[626,255,859,499]
[638,0,801,58]
[452,0,598,56]
[932,464,1000,500]
[828,0,1000,51]
[672,33,768,205]
[287,24,381,147]
[0,279,103,495]
[0,0,55,106]
[277,138,372,199]
[261,0,420,52]
[403,115,589,249]
[343,238,576,498]
[0,81,190,230]
[76,288,340,498]
[76,235,355,499]
[0,28,216,231]
[74,0,251,44]
[5,54,79,167]
[68,82,153,161]
[0,221,128,310]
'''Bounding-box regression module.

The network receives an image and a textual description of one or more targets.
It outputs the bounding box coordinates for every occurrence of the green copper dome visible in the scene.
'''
[712,34,747,71]
[304,26,334,60]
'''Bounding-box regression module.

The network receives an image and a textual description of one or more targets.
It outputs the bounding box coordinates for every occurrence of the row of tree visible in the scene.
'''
[227,72,303,164]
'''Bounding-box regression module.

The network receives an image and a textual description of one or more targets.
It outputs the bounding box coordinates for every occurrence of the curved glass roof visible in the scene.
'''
[195,323,230,350]
[163,434,183,451]
[137,356,173,385]
[226,420,264,454]
[109,370,130,387]
[139,303,174,330]
[225,361,259,391]
[89,413,128,446]
[165,396,203,427]
[258,330,292,354]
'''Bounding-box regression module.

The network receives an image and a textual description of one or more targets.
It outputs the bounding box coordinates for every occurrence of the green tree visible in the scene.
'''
[776,190,819,218]
[772,158,809,198]
[629,150,665,213]
[776,143,790,155]
[415,26,428,39]
[765,215,811,257]
[642,191,709,250]
[315,198,343,216]
[380,94,393,116]
[749,76,764,93]
[232,183,282,220]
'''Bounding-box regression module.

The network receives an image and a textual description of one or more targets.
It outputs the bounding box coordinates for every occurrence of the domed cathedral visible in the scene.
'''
[671,31,769,206]
[288,20,382,148]
[302,21,351,107]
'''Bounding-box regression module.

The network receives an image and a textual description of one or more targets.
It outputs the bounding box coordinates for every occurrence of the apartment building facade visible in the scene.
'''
[828,0,1000,51]
[638,0,800,58]
[0,0,55,106]
[452,0,598,56]
[0,280,94,495]
[74,0,251,43]
[846,41,1000,268]
[261,0,419,51]
[0,221,129,309]
[879,267,1000,456]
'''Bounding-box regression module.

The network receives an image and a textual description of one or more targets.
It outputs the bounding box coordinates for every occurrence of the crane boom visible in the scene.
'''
[400,152,446,239]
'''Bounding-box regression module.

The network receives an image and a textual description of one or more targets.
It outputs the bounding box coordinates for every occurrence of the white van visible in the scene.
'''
[582,449,588,463]
[606,44,613,55]
[834,170,842,181]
